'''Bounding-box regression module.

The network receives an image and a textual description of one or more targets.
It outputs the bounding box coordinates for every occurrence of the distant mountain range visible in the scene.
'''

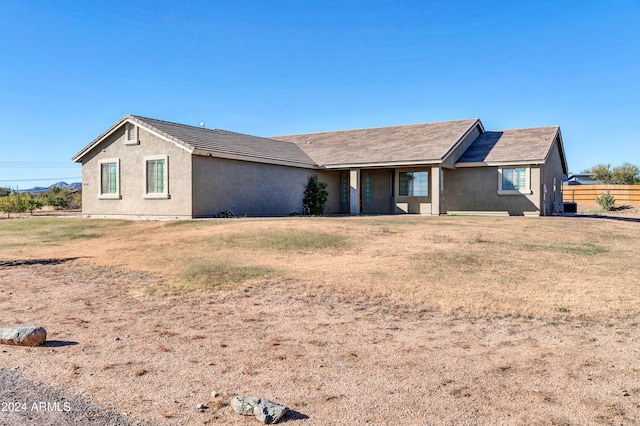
[17,182,82,194]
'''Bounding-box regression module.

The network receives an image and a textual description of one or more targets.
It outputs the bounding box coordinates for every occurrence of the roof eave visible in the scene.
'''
[323,159,444,169]
[545,127,569,175]
[455,160,547,168]
[72,115,131,162]
[71,115,196,163]
[192,149,319,169]
[439,118,484,163]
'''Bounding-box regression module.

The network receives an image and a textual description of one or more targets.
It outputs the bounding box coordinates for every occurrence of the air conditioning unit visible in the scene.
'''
[563,202,577,215]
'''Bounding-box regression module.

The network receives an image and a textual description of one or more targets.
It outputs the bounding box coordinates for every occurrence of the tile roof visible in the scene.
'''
[129,116,317,167]
[72,115,317,167]
[272,119,480,167]
[456,126,560,164]
[74,115,565,172]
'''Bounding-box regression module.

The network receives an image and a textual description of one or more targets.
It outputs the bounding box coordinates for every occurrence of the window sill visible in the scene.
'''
[123,140,139,146]
[143,193,170,200]
[98,194,121,200]
[497,190,532,196]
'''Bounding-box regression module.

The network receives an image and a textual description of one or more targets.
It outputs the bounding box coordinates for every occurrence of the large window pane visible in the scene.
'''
[101,162,117,194]
[399,171,428,196]
[146,159,165,193]
[502,167,526,191]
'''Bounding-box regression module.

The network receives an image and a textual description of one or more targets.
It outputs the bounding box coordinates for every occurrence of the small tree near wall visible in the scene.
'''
[303,175,328,215]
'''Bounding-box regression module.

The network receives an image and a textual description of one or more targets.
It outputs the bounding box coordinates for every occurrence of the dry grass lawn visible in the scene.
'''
[1,212,639,424]
[3,214,638,320]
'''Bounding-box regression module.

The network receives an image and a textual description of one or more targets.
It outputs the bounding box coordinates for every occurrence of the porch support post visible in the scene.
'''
[349,169,360,214]
[431,166,441,215]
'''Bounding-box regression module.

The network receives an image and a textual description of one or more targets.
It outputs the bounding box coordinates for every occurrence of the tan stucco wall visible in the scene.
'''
[191,156,340,217]
[540,139,566,215]
[80,125,193,219]
[394,166,432,214]
[444,166,541,215]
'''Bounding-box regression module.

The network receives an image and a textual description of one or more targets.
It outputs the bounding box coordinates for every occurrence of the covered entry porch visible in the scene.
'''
[337,166,445,215]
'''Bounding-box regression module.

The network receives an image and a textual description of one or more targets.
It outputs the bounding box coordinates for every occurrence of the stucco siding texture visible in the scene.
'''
[129,116,317,167]
[81,126,193,218]
[444,167,540,215]
[540,141,566,214]
[272,119,479,167]
[457,127,559,164]
[191,156,340,217]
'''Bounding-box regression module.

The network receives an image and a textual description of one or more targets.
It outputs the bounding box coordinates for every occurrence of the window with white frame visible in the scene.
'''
[144,155,169,198]
[498,167,531,194]
[399,171,428,197]
[98,159,120,199]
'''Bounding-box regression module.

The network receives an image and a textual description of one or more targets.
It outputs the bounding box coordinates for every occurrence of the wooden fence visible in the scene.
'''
[563,185,640,205]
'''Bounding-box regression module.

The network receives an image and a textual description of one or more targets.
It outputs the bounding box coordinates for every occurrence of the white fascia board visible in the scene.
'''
[440,119,483,162]
[72,117,130,162]
[455,160,544,168]
[322,159,443,169]
[192,149,319,169]
[544,128,569,175]
[72,116,195,162]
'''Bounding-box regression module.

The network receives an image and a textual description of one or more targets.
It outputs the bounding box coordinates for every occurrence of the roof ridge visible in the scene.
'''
[131,115,304,148]
[272,118,480,138]
[491,125,559,132]
[131,115,217,132]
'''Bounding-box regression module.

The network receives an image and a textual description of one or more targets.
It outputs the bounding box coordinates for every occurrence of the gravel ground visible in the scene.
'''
[2,261,640,425]
[0,367,142,425]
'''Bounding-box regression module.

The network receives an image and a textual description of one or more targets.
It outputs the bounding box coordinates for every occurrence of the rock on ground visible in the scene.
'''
[0,326,47,347]
[231,395,261,415]
[254,400,289,424]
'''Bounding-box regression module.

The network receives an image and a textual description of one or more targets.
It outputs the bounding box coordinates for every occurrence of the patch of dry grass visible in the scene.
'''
[1,215,639,322]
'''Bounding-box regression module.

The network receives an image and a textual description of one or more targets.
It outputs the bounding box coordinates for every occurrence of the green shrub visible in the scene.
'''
[595,193,616,211]
[303,175,328,216]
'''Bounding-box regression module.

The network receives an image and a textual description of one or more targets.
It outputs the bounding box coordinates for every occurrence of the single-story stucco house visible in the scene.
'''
[71,115,568,219]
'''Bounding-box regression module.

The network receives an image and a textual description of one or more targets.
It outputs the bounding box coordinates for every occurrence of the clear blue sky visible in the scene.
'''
[1,0,639,188]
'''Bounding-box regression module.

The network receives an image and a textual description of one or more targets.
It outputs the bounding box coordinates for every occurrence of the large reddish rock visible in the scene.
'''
[0,326,47,347]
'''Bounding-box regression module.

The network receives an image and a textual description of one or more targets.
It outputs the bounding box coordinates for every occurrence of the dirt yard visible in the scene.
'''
[1,211,639,425]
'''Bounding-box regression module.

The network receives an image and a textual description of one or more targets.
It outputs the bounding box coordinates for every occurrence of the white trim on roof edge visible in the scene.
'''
[454,160,546,168]
[321,159,444,169]
[191,149,320,169]
[72,116,195,162]
[73,116,318,169]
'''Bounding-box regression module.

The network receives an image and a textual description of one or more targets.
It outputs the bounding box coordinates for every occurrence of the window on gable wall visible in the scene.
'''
[399,171,428,196]
[147,159,164,193]
[98,159,120,199]
[144,155,169,198]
